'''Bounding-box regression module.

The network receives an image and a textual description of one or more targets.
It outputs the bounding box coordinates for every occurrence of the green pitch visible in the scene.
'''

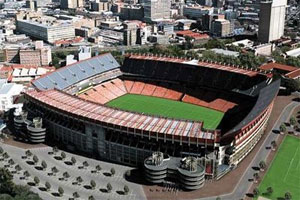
[257,135,300,200]
[106,94,224,129]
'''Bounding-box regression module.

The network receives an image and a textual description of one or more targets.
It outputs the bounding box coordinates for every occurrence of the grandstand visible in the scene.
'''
[20,53,280,190]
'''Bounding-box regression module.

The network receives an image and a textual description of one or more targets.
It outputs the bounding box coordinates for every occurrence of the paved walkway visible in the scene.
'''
[199,101,299,200]
[0,145,146,200]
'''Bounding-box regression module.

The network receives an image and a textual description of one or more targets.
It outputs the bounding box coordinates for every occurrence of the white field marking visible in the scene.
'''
[284,146,299,182]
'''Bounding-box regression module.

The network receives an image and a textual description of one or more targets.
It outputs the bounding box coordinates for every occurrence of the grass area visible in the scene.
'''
[257,135,300,200]
[106,94,224,129]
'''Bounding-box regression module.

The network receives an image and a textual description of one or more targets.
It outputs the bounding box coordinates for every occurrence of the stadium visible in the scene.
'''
[16,53,280,189]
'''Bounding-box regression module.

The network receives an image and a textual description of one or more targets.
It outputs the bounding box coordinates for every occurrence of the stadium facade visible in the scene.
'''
[16,53,280,189]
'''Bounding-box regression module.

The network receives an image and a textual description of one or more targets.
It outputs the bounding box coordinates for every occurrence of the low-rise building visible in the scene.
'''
[4,41,51,66]
[0,79,24,112]
[16,19,75,44]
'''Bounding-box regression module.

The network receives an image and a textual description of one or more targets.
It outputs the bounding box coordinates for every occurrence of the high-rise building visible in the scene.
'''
[211,19,231,37]
[60,0,83,9]
[142,0,171,22]
[258,0,287,43]
[123,21,138,46]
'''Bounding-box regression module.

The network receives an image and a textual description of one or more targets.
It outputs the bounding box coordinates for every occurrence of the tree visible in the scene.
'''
[285,79,300,92]
[285,191,292,200]
[3,152,9,159]
[95,165,101,172]
[88,195,95,200]
[253,173,259,183]
[253,188,259,197]
[71,157,76,165]
[124,185,129,195]
[61,152,66,160]
[51,166,58,174]
[271,140,277,150]
[15,165,22,172]
[0,167,14,194]
[280,124,287,134]
[45,182,51,191]
[259,160,267,171]
[290,116,297,126]
[8,159,14,166]
[52,146,58,154]
[83,161,89,167]
[73,192,80,198]
[216,197,221,200]
[33,155,39,165]
[58,186,64,196]
[110,168,115,176]
[90,180,96,189]
[34,176,40,186]
[76,176,83,184]
[63,172,70,179]
[25,150,32,157]
[0,146,3,154]
[267,186,273,195]
[41,160,47,170]
[107,183,112,192]
[23,171,30,179]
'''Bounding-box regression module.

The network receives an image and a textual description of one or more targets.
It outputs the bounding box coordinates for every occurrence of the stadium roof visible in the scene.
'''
[25,89,219,142]
[32,53,120,91]
[259,63,298,72]
[225,79,280,137]
[127,54,259,77]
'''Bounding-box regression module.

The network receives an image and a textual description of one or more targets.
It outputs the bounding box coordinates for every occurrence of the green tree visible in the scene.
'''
[41,160,47,170]
[3,152,9,159]
[34,176,40,186]
[76,176,83,184]
[83,161,89,167]
[259,160,267,171]
[124,185,129,195]
[285,191,292,200]
[71,157,76,165]
[23,171,30,179]
[253,188,259,197]
[45,182,51,191]
[267,186,273,195]
[15,165,22,172]
[25,150,32,157]
[73,192,80,199]
[271,140,277,149]
[290,116,297,126]
[33,155,39,165]
[8,159,14,166]
[52,146,58,154]
[63,172,70,179]
[90,180,96,189]
[88,195,95,200]
[110,168,115,176]
[0,168,14,194]
[61,152,66,160]
[58,186,64,196]
[280,124,287,133]
[95,165,102,172]
[51,166,58,174]
[253,173,259,182]
[107,183,112,192]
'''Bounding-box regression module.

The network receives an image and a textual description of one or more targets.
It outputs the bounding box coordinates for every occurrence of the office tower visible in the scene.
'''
[258,0,287,43]
[142,0,171,22]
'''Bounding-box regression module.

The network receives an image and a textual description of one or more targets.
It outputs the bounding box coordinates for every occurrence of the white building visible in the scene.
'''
[142,0,171,22]
[258,0,287,43]
[0,79,24,112]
